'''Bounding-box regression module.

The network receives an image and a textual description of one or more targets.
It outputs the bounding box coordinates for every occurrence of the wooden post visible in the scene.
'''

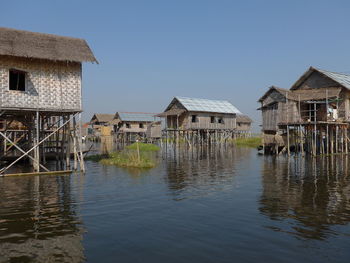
[313,103,317,156]
[35,111,40,172]
[335,124,339,153]
[346,126,348,154]
[286,92,290,156]
[73,116,78,170]
[66,116,71,168]
[136,139,140,162]
[78,113,85,172]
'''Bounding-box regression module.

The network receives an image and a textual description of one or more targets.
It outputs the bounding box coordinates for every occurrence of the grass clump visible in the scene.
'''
[126,142,160,152]
[231,137,262,148]
[100,151,156,168]
[87,142,159,168]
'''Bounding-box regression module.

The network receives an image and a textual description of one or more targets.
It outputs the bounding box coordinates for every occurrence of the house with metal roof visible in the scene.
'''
[158,96,251,132]
[114,112,161,140]
[258,67,350,155]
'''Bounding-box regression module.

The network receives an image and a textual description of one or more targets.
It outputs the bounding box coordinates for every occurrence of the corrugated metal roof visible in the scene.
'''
[117,112,160,122]
[175,96,242,114]
[317,68,350,89]
[291,67,350,90]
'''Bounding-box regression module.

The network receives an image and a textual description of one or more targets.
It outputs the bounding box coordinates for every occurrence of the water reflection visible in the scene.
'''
[0,174,84,263]
[260,156,350,240]
[163,145,254,200]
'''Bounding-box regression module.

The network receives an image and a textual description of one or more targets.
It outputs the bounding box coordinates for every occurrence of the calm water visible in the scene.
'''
[0,145,350,262]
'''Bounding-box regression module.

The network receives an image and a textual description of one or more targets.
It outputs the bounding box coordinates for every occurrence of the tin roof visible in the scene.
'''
[291,67,350,90]
[317,68,350,89]
[116,112,160,122]
[170,96,242,114]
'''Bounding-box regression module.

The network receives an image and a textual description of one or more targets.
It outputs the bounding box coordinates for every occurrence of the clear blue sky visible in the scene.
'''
[2,0,350,130]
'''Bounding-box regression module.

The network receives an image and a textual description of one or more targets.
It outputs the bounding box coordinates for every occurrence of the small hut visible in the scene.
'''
[258,67,350,155]
[90,114,115,136]
[113,112,160,142]
[0,27,97,174]
[158,96,251,142]
[236,114,253,136]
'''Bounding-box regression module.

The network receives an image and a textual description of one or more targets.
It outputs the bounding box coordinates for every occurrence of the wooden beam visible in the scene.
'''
[1,170,73,177]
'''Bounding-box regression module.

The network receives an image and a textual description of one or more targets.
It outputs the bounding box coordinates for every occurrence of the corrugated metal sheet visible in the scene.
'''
[118,112,159,122]
[175,96,241,114]
[317,68,350,89]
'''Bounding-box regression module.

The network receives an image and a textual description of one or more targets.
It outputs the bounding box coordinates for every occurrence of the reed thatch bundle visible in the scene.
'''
[0,27,97,63]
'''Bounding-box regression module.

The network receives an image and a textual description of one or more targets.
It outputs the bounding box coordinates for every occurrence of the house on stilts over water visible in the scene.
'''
[0,27,97,175]
[90,113,115,136]
[113,112,161,142]
[157,96,252,143]
[258,66,350,156]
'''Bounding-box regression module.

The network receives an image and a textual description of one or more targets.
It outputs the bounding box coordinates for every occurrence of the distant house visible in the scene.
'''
[90,114,115,136]
[146,121,162,139]
[114,112,161,141]
[158,96,252,132]
[236,114,253,133]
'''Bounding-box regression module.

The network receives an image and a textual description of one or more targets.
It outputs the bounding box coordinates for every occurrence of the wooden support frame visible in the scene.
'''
[0,110,85,176]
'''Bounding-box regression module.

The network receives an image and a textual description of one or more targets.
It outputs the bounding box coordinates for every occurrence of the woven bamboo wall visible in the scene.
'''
[0,56,82,111]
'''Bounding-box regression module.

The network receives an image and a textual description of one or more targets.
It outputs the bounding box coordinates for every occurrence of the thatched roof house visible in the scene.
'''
[158,96,251,131]
[90,114,115,126]
[0,27,96,112]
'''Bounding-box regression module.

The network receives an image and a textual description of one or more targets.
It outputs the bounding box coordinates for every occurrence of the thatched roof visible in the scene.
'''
[258,86,341,107]
[236,114,252,123]
[258,86,290,102]
[0,27,97,63]
[289,87,341,101]
[91,114,114,123]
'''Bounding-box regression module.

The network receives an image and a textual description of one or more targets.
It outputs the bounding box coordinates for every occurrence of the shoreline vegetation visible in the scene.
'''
[86,142,160,168]
[162,136,262,148]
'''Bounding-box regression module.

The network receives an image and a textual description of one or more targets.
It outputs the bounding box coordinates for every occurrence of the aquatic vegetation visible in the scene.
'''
[86,142,158,168]
[126,142,160,152]
[100,151,156,168]
[231,137,262,148]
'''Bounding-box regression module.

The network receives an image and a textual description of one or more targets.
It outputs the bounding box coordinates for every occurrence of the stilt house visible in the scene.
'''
[0,27,97,174]
[258,67,350,155]
[158,96,251,141]
[159,96,251,130]
[90,113,115,136]
[113,112,161,141]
